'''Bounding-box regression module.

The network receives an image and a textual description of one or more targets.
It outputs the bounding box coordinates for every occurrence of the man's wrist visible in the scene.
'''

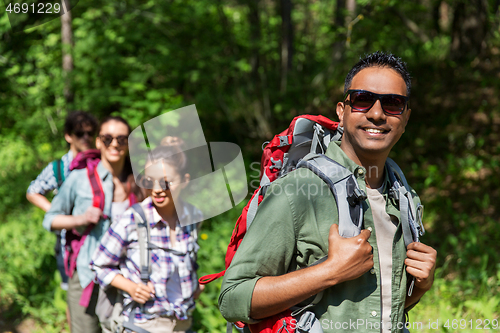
[318,259,342,288]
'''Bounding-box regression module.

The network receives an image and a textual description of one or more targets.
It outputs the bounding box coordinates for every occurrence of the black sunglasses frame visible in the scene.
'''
[344,89,409,115]
[99,134,129,147]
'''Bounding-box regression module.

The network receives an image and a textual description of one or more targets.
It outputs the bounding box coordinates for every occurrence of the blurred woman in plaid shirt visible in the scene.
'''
[91,143,203,333]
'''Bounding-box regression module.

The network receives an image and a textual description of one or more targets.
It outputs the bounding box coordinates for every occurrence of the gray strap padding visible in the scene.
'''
[131,203,151,283]
[296,153,364,238]
[333,178,362,238]
[397,185,415,248]
[246,188,262,230]
[385,159,422,245]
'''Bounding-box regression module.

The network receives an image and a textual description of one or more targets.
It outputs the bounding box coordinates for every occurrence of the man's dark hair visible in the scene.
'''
[344,51,412,96]
[64,111,98,135]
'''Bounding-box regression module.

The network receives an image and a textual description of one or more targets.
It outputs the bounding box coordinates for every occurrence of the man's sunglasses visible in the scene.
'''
[74,130,95,138]
[99,134,128,147]
[344,89,409,115]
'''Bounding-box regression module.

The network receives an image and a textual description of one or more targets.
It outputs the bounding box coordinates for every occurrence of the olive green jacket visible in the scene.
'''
[218,142,421,333]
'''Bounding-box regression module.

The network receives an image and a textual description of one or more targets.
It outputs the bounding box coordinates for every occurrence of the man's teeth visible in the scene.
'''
[365,128,385,133]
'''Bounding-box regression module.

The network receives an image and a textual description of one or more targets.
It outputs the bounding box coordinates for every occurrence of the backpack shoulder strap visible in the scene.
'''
[130,203,151,284]
[52,159,65,188]
[87,162,106,212]
[120,203,153,333]
[385,158,425,247]
[296,153,367,238]
[385,158,426,298]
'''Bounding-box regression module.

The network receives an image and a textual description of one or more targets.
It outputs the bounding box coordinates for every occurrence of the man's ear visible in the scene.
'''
[405,108,411,126]
[336,102,345,127]
[64,133,73,145]
[402,108,411,133]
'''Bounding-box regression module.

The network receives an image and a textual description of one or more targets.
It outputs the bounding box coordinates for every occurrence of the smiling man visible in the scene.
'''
[219,52,437,333]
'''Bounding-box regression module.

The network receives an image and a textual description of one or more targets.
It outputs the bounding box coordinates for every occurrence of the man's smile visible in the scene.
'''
[362,127,389,134]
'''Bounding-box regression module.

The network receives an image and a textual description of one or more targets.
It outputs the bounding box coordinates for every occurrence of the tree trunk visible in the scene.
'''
[330,0,346,67]
[248,0,261,79]
[61,0,74,106]
[345,0,357,48]
[280,0,293,94]
[450,0,489,61]
[246,0,271,138]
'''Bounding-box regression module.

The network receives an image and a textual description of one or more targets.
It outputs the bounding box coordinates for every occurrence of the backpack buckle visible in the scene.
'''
[389,187,400,201]
[296,311,315,331]
[269,157,283,171]
[347,188,367,206]
[416,204,425,236]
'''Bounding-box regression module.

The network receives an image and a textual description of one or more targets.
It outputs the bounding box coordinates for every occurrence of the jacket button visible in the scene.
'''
[366,227,373,233]
[370,268,375,274]
[371,311,377,317]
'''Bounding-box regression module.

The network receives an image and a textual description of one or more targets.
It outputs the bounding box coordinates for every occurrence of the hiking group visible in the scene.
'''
[28,51,437,333]
[29,114,202,333]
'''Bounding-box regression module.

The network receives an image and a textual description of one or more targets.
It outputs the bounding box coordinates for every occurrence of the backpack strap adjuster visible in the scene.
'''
[389,187,400,201]
[278,136,290,147]
[347,188,367,206]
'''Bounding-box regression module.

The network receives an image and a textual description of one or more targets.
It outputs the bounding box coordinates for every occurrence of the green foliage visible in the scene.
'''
[0,207,67,331]
[193,204,245,332]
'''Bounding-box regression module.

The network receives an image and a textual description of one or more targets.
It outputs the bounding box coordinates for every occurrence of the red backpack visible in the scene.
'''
[199,115,341,286]
[200,115,424,333]
[199,115,348,333]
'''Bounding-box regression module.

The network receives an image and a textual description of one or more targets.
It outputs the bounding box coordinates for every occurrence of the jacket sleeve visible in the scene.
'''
[27,161,57,195]
[218,181,297,323]
[42,170,79,231]
[90,210,133,289]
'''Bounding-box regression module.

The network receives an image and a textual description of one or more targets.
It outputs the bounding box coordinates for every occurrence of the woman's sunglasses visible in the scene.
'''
[99,134,128,147]
[139,176,173,191]
[74,130,95,138]
[344,89,409,115]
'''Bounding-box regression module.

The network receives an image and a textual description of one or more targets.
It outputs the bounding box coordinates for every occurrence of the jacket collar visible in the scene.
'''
[325,141,392,193]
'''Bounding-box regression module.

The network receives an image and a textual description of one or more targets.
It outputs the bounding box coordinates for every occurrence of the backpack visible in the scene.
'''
[199,115,426,333]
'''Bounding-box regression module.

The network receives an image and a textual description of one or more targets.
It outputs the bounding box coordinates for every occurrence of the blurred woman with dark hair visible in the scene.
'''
[44,116,139,333]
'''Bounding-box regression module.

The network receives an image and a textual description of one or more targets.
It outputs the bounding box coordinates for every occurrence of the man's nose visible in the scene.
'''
[366,99,386,120]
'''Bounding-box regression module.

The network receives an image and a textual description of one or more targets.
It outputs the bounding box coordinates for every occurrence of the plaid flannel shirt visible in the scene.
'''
[90,197,202,322]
